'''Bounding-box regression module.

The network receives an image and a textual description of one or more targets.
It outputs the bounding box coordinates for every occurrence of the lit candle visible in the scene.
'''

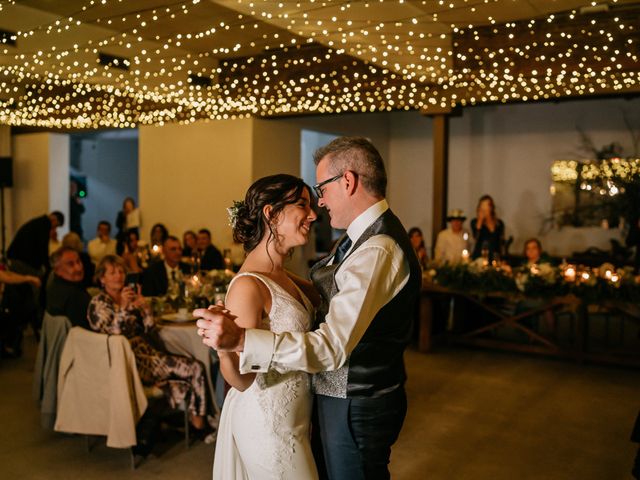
[581,272,590,281]
[152,244,160,254]
[604,270,612,280]
[564,266,576,282]
[611,273,619,283]
[461,249,470,263]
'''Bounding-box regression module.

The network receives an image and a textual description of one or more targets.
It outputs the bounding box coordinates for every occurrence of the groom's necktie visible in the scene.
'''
[333,236,352,263]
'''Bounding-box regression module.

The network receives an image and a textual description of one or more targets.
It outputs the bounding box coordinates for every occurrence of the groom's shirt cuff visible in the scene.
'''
[239,328,275,374]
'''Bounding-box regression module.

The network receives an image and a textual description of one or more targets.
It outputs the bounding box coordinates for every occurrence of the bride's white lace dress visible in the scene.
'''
[212,272,318,480]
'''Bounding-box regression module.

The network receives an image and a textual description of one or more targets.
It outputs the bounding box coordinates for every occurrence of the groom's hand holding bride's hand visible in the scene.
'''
[194,302,245,352]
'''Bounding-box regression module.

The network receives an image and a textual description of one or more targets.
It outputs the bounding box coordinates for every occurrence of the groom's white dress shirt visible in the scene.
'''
[239,199,410,375]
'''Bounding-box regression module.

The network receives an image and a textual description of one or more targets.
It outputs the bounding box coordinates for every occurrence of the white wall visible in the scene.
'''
[48,134,70,237]
[139,119,253,249]
[388,111,433,249]
[11,133,69,239]
[447,97,640,256]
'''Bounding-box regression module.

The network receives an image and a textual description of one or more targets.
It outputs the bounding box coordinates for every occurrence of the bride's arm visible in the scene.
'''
[219,276,270,392]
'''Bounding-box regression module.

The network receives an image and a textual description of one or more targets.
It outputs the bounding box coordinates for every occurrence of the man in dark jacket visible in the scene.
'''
[46,247,91,330]
[7,211,64,273]
[197,228,224,271]
[142,236,191,297]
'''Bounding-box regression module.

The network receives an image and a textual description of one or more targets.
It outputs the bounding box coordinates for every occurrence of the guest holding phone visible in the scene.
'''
[87,255,211,435]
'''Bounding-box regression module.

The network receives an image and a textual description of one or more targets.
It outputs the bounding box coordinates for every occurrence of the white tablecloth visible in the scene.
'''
[158,322,220,413]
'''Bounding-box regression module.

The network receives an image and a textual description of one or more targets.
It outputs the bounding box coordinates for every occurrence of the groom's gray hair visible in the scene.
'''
[313,136,387,198]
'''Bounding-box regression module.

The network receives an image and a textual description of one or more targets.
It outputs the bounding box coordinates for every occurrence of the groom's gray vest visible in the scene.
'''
[310,208,421,399]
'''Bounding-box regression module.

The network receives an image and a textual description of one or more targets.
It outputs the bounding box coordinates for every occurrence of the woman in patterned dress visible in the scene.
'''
[87,255,209,431]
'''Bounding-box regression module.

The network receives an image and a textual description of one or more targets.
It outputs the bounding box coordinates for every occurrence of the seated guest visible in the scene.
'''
[522,238,552,267]
[46,247,91,329]
[148,223,169,262]
[150,223,169,249]
[196,228,224,271]
[87,221,117,265]
[182,230,197,258]
[471,194,505,262]
[435,209,470,264]
[88,255,209,432]
[61,232,95,288]
[122,230,143,274]
[408,227,428,269]
[142,236,190,297]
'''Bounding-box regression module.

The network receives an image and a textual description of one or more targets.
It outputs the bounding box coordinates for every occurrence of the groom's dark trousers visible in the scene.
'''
[314,387,407,480]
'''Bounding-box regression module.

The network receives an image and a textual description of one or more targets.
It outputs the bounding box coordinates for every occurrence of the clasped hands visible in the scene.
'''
[195,302,245,352]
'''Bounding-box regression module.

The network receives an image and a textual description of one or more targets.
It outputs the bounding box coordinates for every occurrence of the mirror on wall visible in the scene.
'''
[549,157,640,229]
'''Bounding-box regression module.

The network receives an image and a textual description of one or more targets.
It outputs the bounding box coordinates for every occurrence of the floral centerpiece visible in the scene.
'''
[426,260,640,303]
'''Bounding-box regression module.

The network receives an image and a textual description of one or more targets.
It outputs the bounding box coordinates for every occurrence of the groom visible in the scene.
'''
[196,136,421,479]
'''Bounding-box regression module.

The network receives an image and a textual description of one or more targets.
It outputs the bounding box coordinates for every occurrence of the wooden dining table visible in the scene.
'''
[418,280,640,368]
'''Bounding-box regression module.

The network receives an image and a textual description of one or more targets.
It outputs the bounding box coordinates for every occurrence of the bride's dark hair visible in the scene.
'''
[233,174,312,253]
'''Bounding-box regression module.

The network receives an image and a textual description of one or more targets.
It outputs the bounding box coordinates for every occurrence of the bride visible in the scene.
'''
[211,174,319,479]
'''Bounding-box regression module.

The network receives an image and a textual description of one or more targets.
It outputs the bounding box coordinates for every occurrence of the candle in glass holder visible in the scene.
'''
[564,266,576,282]
[581,272,590,281]
[461,249,470,263]
[604,270,612,280]
[611,273,620,283]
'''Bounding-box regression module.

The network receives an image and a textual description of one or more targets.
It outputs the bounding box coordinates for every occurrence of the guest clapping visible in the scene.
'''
[471,195,505,262]
[408,227,428,269]
[88,255,209,431]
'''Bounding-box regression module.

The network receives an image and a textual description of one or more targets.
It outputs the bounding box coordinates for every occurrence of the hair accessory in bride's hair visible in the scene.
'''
[227,200,246,228]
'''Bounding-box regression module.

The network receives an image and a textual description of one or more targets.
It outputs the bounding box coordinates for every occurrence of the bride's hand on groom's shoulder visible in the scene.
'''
[194,305,245,352]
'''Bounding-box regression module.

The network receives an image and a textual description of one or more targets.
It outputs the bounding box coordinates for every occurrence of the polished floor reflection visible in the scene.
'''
[1,334,638,479]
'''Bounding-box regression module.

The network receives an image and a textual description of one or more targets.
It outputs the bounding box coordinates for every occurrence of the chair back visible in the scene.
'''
[32,312,71,429]
[55,327,148,448]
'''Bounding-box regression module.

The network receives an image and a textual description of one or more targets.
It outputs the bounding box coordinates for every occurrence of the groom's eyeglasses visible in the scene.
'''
[313,174,343,198]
